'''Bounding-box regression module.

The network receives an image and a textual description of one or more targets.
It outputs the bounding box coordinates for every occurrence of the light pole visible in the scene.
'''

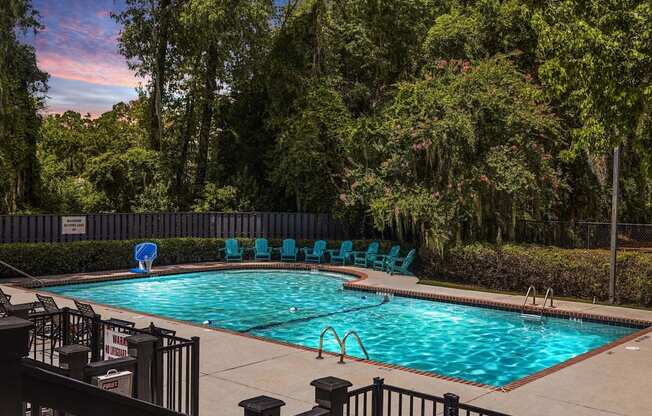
[608,146,620,303]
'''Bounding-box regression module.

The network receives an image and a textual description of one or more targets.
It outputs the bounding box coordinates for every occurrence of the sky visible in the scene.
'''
[25,0,140,117]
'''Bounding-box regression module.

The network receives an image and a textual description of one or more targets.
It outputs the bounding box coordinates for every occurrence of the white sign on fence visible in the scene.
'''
[104,327,129,359]
[92,369,133,397]
[61,216,86,235]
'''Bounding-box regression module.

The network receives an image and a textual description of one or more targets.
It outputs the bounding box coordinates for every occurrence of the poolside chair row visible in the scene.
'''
[0,288,136,327]
[218,238,416,275]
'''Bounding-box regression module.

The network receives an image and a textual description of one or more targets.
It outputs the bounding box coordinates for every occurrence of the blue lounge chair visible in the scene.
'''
[327,240,353,265]
[253,238,272,261]
[277,239,299,262]
[130,242,158,273]
[386,249,417,275]
[353,242,379,267]
[303,240,328,263]
[219,239,244,262]
[373,245,401,270]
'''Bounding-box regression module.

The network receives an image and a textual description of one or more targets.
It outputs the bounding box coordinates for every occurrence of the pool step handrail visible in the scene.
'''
[316,326,370,364]
[521,285,537,312]
[0,259,44,287]
[340,330,370,363]
[316,326,344,360]
[539,288,554,317]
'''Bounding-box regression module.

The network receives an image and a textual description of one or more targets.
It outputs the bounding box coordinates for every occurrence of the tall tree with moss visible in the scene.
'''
[0,0,48,213]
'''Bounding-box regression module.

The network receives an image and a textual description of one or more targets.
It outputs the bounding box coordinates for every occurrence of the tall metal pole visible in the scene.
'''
[609,146,620,303]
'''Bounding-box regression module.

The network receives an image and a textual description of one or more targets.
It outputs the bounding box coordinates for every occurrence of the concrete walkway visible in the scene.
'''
[2,263,652,416]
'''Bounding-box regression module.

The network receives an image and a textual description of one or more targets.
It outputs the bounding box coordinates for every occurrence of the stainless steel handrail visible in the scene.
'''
[540,288,554,317]
[316,326,344,360]
[340,330,370,363]
[521,285,537,313]
[0,259,44,287]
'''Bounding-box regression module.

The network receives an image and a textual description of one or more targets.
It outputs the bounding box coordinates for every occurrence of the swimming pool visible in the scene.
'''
[46,269,639,387]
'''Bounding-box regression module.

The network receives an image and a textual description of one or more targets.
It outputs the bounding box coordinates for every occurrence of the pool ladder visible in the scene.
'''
[316,326,370,364]
[521,286,554,319]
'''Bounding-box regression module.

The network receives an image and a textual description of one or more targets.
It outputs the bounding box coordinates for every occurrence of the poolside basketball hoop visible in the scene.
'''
[130,242,158,274]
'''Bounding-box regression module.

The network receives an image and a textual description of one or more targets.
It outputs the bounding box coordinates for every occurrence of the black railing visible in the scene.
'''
[346,378,509,416]
[240,377,510,416]
[26,308,200,415]
[21,358,186,416]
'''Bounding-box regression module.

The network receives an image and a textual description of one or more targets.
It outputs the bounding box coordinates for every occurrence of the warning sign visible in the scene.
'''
[61,216,86,235]
[104,327,129,359]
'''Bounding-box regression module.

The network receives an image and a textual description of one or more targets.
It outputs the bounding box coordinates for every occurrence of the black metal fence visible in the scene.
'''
[0,211,350,243]
[240,376,509,416]
[346,378,509,416]
[27,308,200,416]
[515,220,652,249]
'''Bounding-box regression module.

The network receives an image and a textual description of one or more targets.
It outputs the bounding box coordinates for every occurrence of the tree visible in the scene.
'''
[115,0,175,151]
[533,1,652,153]
[341,58,563,251]
[0,0,48,213]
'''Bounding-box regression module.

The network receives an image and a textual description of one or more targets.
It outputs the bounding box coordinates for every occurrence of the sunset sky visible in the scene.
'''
[25,0,140,117]
[25,0,286,118]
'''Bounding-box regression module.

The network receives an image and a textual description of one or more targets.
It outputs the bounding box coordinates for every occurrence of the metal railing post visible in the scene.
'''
[310,377,352,416]
[62,307,70,346]
[90,314,102,361]
[371,377,384,416]
[239,396,286,416]
[443,393,459,416]
[57,344,90,380]
[127,333,157,402]
[191,336,201,416]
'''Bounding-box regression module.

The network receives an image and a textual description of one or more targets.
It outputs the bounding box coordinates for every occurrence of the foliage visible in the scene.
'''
[533,0,652,153]
[0,238,394,277]
[191,184,252,212]
[341,57,564,249]
[2,0,652,257]
[423,243,652,306]
[0,0,48,213]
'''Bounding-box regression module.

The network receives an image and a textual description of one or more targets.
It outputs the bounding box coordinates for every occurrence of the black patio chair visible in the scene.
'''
[0,287,41,317]
[31,293,64,353]
[36,293,60,313]
[74,299,135,328]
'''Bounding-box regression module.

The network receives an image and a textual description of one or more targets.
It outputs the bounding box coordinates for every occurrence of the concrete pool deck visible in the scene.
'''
[2,262,651,416]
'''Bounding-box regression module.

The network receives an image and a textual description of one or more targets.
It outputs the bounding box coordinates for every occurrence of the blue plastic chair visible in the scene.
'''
[386,249,417,275]
[277,239,298,261]
[327,240,353,265]
[353,242,379,267]
[303,240,328,263]
[130,242,158,273]
[219,239,244,262]
[253,238,272,261]
[373,245,401,270]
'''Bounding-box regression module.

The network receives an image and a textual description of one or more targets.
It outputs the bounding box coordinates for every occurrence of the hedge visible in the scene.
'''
[422,243,652,306]
[0,238,394,278]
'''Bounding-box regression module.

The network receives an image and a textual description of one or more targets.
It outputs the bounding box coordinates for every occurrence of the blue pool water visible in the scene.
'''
[47,270,638,386]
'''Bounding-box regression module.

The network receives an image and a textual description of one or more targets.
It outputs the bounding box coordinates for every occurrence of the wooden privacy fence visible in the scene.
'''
[0,212,350,244]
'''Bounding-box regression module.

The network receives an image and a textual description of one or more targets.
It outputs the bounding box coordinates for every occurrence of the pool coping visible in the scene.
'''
[13,262,652,393]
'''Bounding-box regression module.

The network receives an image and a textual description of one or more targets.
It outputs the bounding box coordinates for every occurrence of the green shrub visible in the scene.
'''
[422,243,652,306]
[0,238,395,278]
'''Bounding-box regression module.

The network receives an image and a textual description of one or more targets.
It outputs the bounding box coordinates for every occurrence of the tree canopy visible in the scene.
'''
[1,0,651,249]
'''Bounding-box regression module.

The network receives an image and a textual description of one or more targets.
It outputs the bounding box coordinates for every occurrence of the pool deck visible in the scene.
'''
[2,262,652,416]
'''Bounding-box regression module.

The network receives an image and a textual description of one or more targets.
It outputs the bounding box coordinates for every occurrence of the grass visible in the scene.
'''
[417,277,652,312]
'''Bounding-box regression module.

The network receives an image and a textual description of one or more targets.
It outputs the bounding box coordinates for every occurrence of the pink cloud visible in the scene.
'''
[37,51,140,88]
